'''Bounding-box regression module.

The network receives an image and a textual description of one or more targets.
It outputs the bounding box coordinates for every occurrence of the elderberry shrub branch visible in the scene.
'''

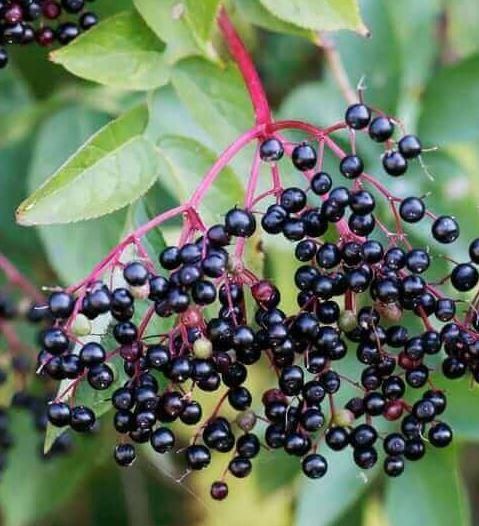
[33,8,479,500]
[0,251,80,480]
[0,0,98,69]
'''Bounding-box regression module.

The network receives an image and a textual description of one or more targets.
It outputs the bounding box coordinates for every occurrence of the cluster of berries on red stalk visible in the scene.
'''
[36,99,479,500]
[0,0,98,69]
[0,287,79,479]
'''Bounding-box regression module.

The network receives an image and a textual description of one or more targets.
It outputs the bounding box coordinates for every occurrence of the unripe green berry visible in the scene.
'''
[193,337,213,359]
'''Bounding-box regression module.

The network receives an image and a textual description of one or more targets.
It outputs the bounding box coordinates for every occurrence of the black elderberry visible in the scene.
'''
[325,426,349,451]
[87,364,114,390]
[80,11,98,30]
[295,240,317,262]
[113,322,138,345]
[150,427,175,453]
[41,328,69,355]
[399,197,425,223]
[70,405,95,432]
[398,135,422,159]
[469,238,479,263]
[435,298,456,322]
[423,390,446,414]
[48,291,75,319]
[280,187,307,213]
[404,438,425,461]
[316,243,341,269]
[361,240,384,264]
[282,217,306,241]
[428,422,453,448]
[302,453,328,479]
[350,190,375,215]
[123,261,149,286]
[450,263,479,292]
[260,138,284,161]
[363,392,386,416]
[345,103,371,129]
[348,213,375,236]
[79,342,106,366]
[114,443,136,467]
[353,447,378,469]
[228,386,252,411]
[57,22,79,44]
[383,151,407,176]
[229,457,252,478]
[225,208,256,237]
[406,249,430,273]
[442,357,466,379]
[159,246,181,270]
[292,143,317,171]
[368,116,394,142]
[383,433,406,456]
[311,171,332,195]
[180,401,202,425]
[432,216,459,244]
[236,433,260,459]
[114,411,133,433]
[112,388,134,411]
[340,155,364,179]
[384,456,404,477]
[284,432,311,456]
[47,402,71,427]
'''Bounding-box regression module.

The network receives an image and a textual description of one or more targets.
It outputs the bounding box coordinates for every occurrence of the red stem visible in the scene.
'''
[0,252,43,302]
[218,7,272,127]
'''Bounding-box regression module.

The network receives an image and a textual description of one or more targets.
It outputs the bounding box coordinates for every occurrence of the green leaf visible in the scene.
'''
[258,0,368,35]
[172,58,254,148]
[418,54,479,145]
[51,11,171,90]
[0,410,111,526]
[296,449,380,526]
[184,0,221,43]
[234,0,315,38]
[17,105,159,226]
[133,0,202,61]
[334,0,402,113]
[385,446,471,526]
[156,135,244,221]
[27,106,128,284]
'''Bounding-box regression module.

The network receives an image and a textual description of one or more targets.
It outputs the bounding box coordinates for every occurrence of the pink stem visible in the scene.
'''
[0,253,43,302]
[218,7,272,127]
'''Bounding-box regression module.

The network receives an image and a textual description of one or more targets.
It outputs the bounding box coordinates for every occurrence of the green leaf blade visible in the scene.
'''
[258,0,368,35]
[51,11,171,90]
[17,105,159,225]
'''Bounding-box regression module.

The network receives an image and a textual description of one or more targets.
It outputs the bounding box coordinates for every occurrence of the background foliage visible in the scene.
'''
[1,0,479,525]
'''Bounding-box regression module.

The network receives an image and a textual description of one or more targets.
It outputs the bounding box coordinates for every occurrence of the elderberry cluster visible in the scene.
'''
[37,100,479,500]
[0,0,98,68]
[0,288,77,479]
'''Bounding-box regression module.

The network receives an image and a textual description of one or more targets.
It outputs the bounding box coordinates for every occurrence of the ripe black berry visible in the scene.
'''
[398,135,422,159]
[382,151,407,176]
[432,216,459,244]
[225,208,256,237]
[368,116,394,142]
[399,197,425,223]
[292,143,317,171]
[114,444,136,467]
[450,263,479,292]
[302,453,328,479]
[340,155,364,179]
[259,138,284,161]
[345,103,371,129]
